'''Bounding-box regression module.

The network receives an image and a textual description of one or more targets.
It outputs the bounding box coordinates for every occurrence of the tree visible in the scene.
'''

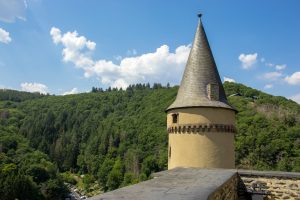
[26,164,50,184]
[41,179,68,200]
[98,158,114,190]
[107,158,124,191]
[141,155,159,177]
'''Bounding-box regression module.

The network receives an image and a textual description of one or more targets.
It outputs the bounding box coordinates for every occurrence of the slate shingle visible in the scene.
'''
[167,16,236,112]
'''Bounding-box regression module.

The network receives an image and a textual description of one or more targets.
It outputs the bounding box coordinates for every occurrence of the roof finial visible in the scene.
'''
[197,13,202,18]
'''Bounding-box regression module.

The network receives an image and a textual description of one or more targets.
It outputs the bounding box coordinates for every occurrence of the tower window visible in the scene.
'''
[207,83,219,100]
[169,146,171,158]
[172,113,178,123]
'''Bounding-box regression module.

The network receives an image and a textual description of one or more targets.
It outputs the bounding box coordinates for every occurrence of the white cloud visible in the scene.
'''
[50,27,191,88]
[0,28,12,44]
[264,84,273,89]
[223,77,235,83]
[127,49,137,56]
[50,27,96,68]
[114,55,123,61]
[263,71,282,81]
[238,53,258,69]
[290,94,300,104]
[50,27,61,44]
[0,0,27,23]
[86,40,96,50]
[20,82,48,94]
[265,62,287,71]
[275,64,286,71]
[24,0,28,8]
[284,71,300,85]
[62,88,79,95]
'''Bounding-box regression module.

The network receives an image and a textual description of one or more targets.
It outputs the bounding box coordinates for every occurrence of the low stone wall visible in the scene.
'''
[239,170,300,200]
[89,168,241,200]
[88,168,300,200]
[208,173,239,200]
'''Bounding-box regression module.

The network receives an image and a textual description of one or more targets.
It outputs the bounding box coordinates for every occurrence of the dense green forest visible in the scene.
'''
[0,82,300,198]
[0,90,67,200]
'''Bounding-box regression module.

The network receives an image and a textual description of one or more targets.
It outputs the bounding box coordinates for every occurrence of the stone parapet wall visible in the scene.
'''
[208,173,239,200]
[89,168,240,200]
[88,168,300,200]
[239,170,300,200]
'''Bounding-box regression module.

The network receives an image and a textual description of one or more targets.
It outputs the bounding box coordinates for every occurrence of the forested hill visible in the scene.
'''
[1,82,300,198]
[0,88,46,102]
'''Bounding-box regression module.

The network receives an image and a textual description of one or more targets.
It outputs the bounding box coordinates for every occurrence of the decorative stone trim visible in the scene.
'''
[167,123,236,134]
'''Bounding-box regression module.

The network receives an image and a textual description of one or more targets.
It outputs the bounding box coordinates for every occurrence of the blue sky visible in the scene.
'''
[0,0,299,102]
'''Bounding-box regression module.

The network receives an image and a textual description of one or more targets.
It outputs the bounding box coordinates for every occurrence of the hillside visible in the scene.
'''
[0,82,300,198]
[0,90,68,200]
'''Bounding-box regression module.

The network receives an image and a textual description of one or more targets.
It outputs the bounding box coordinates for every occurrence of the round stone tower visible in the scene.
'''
[166,14,237,170]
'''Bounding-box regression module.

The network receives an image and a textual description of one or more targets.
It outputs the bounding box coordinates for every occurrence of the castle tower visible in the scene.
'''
[166,14,237,169]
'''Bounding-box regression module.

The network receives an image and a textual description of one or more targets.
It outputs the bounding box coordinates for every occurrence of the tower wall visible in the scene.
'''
[167,107,235,169]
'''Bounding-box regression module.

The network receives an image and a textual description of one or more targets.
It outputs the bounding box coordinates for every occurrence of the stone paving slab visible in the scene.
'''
[88,167,237,200]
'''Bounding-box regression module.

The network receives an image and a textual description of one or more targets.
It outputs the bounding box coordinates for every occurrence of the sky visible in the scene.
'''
[0,0,299,103]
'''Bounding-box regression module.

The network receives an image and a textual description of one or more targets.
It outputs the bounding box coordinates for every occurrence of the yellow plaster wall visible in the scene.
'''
[167,107,236,169]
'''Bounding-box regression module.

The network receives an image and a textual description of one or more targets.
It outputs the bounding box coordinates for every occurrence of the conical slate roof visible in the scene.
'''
[167,15,236,111]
